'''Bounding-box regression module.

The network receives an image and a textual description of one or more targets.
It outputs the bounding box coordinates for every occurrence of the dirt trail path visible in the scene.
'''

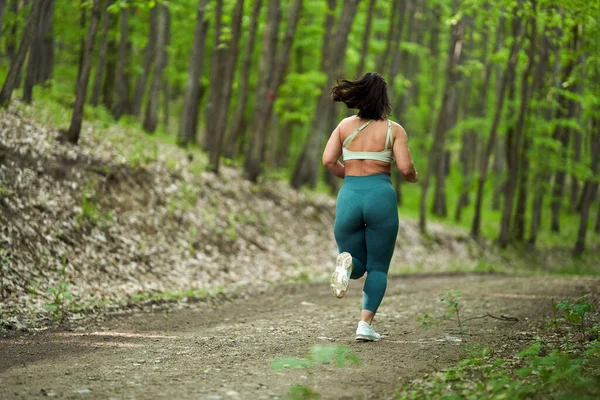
[1,273,598,400]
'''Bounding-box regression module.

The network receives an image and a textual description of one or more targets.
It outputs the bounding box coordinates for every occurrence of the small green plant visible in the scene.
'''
[441,289,463,332]
[417,313,434,329]
[45,260,74,323]
[272,345,360,399]
[553,294,595,339]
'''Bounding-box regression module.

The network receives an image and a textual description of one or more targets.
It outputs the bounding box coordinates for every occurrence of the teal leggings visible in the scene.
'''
[334,174,399,313]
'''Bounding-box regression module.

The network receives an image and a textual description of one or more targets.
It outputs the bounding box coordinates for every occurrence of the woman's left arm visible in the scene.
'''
[322,123,345,179]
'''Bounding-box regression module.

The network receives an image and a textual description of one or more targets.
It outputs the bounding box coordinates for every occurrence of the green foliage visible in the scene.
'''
[271,345,360,373]
[287,385,320,400]
[441,289,463,332]
[398,340,600,400]
[45,260,74,323]
[552,294,596,337]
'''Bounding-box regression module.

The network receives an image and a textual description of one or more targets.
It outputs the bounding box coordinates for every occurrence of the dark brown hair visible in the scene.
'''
[330,72,392,120]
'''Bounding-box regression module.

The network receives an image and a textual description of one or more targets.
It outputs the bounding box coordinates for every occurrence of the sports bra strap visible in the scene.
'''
[342,120,373,148]
[384,120,392,150]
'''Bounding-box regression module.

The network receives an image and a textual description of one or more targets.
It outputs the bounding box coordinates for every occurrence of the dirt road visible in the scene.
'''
[1,273,598,399]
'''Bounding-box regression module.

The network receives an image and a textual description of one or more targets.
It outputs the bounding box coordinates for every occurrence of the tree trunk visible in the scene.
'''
[513,22,549,243]
[22,0,44,103]
[5,0,18,60]
[420,0,463,231]
[290,0,361,189]
[131,5,158,116]
[112,8,131,119]
[178,0,209,147]
[570,130,582,211]
[498,4,537,248]
[75,2,86,89]
[224,0,263,158]
[208,0,245,173]
[595,198,600,234]
[245,0,303,182]
[142,4,168,134]
[101,18,117,111]
[574,120,600,256]
[356,0,376,77]
[162,10,171,130]
[471,7,523,240]
[90,0,110,107]
[0,0,43,108]
[65,0,101,144]
[38,0,54,83]
[376,0,401,74]
[386,0,408,103]
[0,0,6,40]
[203,0,224,155]
[550,26,579,233]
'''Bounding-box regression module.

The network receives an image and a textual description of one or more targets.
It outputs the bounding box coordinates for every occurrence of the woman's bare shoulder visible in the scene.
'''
[389,120,408,140]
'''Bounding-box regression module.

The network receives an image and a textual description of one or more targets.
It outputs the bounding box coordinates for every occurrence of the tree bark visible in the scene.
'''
[38,0,54,83]
[162,10,171,130]
[75,1,86,89]
[386,0,408,104]
[131,5,158,117]
[356,0,376,77]
[5,0,18,60]
[203,0,224,155]
[142,4,168,133]
[573,119,600,256]
[429,0,463,219]
[550,26,579,233]
[22,0,44,103]
[376,0,401,74]
[0,0,43,108]
[208,0,245,173]
[498,4,537,248]
[246,0,305,182]
[471,7,523,240]
[101,16,117,111]
[290,0,361,189]
[112,7,131,119]
[224,0,263,158]
[177,0,209,147]
[0,0,6,40]
[65,0,101,144]
[90,0,110,107]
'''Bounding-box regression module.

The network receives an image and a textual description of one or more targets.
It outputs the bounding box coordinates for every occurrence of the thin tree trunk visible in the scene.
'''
[131,5,158,116]
[203,0,224,155]
[376,0,401,74]
[0,0,6,40]
[386,0,408,103]
[112,7,130,119]
[0,0,43,108]
[101,20,117,111]
[162,10,171,130]
[356,0,376,77]
[65,0,101,144]
[290,0,360,189]
[75,2,86,89]
[595,198,600,234]
[471,7,523,240]
[224,0,263,158]
[90,0,110,107]
[498,4,537,248]
[38,0,54,83]
[5,0,18,60]
[177,0,209,147]
[142,4,168,133]
[22,0,44,103]
[209,0,244,173]
[245,0,302,182]
[574,119,600,256]
[550,26,579,233]
[420,2,463,230]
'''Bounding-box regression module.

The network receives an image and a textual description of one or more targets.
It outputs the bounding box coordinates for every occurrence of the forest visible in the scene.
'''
[0,0,598,255]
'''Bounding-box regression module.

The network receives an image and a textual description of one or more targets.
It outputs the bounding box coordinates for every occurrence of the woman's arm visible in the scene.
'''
[392,125,419,183]
[322,123,345,179]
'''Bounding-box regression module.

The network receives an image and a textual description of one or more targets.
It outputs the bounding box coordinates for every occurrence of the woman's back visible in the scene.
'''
[339,116,397,177]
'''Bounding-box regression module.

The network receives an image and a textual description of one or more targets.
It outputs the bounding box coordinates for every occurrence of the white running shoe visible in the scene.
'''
[355,321,381,342]
[330,252,353,298]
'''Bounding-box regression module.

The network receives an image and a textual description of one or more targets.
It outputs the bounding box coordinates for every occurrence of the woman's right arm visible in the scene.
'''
[392,125,419,183]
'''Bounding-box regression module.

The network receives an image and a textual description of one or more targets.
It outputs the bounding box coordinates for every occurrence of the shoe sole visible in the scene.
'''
[355,334,381,342]
[330,252,353,298]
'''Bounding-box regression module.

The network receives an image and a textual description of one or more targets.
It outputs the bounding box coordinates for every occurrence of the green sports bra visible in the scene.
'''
[342,119,395,163]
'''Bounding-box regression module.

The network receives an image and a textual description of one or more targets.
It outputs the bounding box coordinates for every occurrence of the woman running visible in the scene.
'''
[322,72,419,342]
